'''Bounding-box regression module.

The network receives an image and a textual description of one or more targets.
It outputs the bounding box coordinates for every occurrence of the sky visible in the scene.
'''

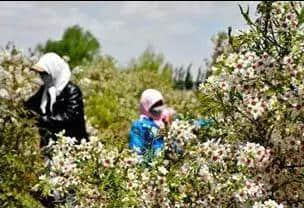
[0,1,259,73]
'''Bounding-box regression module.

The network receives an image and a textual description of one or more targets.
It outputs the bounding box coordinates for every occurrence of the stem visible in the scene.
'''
[290,1,300,17]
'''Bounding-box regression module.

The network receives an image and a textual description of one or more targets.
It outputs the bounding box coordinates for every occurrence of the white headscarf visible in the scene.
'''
[33,52,71,114]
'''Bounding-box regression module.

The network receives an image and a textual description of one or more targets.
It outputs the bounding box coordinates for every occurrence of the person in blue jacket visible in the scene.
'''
[129,89,173,158]
[129,89,214,163]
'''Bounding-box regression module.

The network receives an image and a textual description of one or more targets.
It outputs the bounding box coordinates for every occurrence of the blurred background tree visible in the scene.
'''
[171,32,230,91]
[128,46,174,81]
[184,64,194,90]
[36,25,100,69]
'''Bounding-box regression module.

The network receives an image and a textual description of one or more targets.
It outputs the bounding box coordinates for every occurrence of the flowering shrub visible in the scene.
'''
[198,1,304,207]
[34,120,197,207]
[0,42,201,207]
[0,43,44,207]
[3,1,304,207]
[253,200,284,208]
[73,55,202,149]
[33,132,135,207]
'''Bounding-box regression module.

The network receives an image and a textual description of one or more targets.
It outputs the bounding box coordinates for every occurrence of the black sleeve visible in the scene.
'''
[41,86,85,129]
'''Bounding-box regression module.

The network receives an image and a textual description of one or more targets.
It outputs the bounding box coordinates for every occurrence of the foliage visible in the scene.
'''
[73,53,201,150]
[127,46,174,82]
[128,46,171,73]
[172,64,205,91]
[198,1,304,206]
[184,65,194,90]
[204,31,232,80]
[3,1,304,207]
[36,25,100,69]
[0,43,44,208]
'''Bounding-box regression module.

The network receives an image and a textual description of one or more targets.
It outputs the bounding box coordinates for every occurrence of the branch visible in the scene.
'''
[239,4,254,25]
[228,26,236,53]
[214,87,236,123]
[271,177,304,193]
[282,164,304,169]
[233,106,267,144]
[290,1,300,17]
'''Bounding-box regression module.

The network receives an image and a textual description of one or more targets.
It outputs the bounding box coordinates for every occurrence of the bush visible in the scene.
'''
[198,1,304,206]
[0,43,44,208]
[35,1,304,207]
[4,1,303,207]
[73,52,201,150]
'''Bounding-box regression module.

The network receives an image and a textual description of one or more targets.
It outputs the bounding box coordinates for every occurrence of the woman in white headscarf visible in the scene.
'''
[25,52,88,147]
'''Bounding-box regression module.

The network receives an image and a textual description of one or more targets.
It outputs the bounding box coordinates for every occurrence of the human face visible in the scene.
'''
[38,71,52,86]
[149,100,164,119]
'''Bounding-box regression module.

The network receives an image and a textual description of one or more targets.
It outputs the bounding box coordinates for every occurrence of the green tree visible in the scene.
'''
[128,46,173,81]
[173,66,185,90]
[184,64,194,90]
[36,25,100,68]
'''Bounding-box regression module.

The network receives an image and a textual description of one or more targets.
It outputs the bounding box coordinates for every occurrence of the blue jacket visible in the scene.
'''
[129,116,164,155]
[129,116,213,156]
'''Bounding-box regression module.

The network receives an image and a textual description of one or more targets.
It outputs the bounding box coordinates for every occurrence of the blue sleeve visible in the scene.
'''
[194,118,213,128]
[152,138,164,152]
[129,121,146,155]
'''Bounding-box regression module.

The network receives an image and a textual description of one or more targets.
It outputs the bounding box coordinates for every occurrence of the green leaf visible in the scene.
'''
[298,7,304,26]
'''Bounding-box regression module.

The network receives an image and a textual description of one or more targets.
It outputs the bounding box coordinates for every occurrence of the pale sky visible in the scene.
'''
[0,1,258,72]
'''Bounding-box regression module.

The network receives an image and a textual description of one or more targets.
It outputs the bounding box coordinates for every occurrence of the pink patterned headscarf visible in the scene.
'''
[139,89,176,128]
[139,89,164,119]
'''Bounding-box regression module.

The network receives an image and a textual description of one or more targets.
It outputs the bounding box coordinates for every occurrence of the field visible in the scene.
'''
[1,2,304,208]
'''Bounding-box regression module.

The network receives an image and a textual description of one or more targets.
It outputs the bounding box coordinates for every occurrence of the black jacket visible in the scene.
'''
[25,81,88,147]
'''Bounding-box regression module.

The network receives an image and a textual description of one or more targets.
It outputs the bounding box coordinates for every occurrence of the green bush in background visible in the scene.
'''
[0,22,202,208]
[73,51,202,150]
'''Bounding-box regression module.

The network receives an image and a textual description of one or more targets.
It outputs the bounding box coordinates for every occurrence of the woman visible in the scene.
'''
[25,52,88,147]
[129,89,175,157]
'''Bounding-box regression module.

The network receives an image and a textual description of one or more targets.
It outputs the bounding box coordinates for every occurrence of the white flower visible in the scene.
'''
[62,55,70,62]
[253,199,284,208]
[158,166,168,175]
[0,88,9,99]
[38,174,47,181]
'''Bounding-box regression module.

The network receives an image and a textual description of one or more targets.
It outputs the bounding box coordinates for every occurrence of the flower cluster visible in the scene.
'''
[5,1,304,207]
[253,199,284,208]
[35,131,138,207]
[164,119,197,159]
[199,1,304,207]
[0,43,44,207]
[269,1,300,33]
[0,43,40,102]
[237,142,273,171]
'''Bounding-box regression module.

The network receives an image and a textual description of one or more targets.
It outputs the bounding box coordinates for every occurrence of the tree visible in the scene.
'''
[184,64,194,90]
[128,46,173,81]
[128,46,164,71]
[172,66,186,90]
[194,65,205,89]
[36,25,100,68]
[173,64,196,90]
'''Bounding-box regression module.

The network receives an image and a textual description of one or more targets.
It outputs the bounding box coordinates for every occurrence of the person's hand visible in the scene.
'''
[161,107,176,126]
